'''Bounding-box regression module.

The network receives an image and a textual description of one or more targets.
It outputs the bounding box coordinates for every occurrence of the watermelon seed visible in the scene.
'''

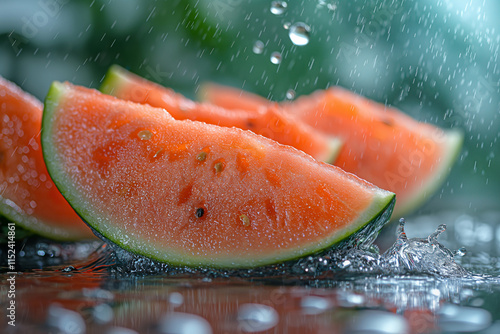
[195,207,205,218]
[239,214,251,226]
[214,161,224,173]
[196,152,208,162]
[137,130,152,140]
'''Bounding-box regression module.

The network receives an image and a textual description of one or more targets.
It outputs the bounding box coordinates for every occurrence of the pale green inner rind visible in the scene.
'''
[40,82,92,241]
[100,65,129,96]
[0,197,82,241]
[393,129,464,218]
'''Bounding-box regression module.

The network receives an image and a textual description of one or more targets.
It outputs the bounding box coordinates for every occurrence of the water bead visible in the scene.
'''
[289,22,311,46]
[237,303,279,332]
[270,52,282,64]
[252,40,264,54]
[285,89,295,100]
[270,1,287,15]
[137,129,152,140]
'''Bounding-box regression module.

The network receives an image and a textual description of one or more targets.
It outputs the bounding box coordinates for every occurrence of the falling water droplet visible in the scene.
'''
[454,247,467,257]
[252,40,264,54]
[289,22,311,46]
[285,89,295,100]
[270,1,287,15]
[283,22,291,29]
[270,52,282,64]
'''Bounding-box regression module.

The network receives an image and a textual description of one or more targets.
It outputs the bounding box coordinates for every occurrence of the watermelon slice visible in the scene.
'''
[99,65,342,164]
[42,82,395,268]
[199,84,463,218]
[0,77,94,240]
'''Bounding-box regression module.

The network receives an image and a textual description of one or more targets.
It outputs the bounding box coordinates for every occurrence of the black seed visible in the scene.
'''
[195,207,205,218]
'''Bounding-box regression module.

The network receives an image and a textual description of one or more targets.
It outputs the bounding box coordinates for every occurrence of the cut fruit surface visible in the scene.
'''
[200,83,463,218]
[0,77,94,240]
[100,65,341,164]
[42,82,395,268]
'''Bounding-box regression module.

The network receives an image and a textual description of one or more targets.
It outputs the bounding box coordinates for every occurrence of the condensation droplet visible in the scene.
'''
[270,1,287,15]
[289,22,311,46]
[253,40,264,54]
[137,130,152,140]
[270,52,282,64]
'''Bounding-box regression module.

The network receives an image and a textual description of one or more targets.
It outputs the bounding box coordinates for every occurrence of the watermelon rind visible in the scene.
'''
[0,78,93,241]
[392,129,463,218]
[42,82,395,268]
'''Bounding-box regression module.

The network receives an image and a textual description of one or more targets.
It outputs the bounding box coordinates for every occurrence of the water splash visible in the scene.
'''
[381,219,470,277]
[10,214,471,279]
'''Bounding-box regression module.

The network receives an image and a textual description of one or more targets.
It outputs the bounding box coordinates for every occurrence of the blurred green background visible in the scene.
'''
[1,0,499,215]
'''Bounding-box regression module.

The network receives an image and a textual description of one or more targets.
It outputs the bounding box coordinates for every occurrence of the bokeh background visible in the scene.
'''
[1,0,499,216]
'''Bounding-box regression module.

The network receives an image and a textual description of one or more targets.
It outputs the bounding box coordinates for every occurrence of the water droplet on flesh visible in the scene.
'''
[289,22,311,46]
[438,304,492,332]
[270,1,287,15]
[253,40,264,54]
[237,303,279,332]
[137,130,152,140]
[159,312,212,334]
[270,52,282,64]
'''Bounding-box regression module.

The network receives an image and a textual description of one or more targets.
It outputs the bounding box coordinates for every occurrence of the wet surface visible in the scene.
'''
[1,209,500,333]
